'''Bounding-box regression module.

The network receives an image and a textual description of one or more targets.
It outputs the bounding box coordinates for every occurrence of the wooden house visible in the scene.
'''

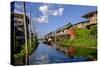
[11,13,29,44]
[82,11,97,29]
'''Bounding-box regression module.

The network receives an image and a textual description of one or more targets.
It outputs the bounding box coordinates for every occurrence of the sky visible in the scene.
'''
[11,1,97,38]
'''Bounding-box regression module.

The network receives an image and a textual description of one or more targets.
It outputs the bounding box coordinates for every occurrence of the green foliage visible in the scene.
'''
[76,28,90,38]
[14,36,38,65]
[57,25,97,58]
[62,27,97,47]
[90,25,97,37]
[76,47,97,57]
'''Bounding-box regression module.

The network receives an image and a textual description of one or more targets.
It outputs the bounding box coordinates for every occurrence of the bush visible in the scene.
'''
[76,28,90,38]
[13,36,38,65]
[60,27,97,47]
[90,25,97,38]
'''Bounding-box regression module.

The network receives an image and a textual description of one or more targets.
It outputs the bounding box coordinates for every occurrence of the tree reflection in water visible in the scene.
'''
[29,42,89,65]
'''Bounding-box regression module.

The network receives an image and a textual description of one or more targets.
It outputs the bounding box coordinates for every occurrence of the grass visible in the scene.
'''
[58,26,97,49]
[56,25,97,59]
[13,37,38,65]
[61,37,97,48]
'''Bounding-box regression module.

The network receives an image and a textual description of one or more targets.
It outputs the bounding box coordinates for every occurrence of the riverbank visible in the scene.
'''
[53,42,97,61]
[43,26,97,61]
[13,38,39,65]
[56,42,97,50]
[42,41,97,62]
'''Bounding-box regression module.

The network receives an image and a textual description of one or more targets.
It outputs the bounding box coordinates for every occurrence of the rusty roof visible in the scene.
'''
[74,21,89,25]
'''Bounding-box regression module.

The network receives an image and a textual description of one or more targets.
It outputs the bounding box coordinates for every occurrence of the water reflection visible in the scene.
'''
[29,42,88,65]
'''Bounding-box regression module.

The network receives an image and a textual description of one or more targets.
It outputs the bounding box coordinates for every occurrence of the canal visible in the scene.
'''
[29,41,89,65]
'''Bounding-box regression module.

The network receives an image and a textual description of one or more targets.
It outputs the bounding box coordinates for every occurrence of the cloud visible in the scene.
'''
[14,4,22,9]
[12,4,23,14]
[58,8,64,15]
[39,5,48,15]
[14,9,23,14]
[37,5,64,23]
[50,8,64,16]
[37,15,48,23]
[50,10,59,16]
[37,5,49,23]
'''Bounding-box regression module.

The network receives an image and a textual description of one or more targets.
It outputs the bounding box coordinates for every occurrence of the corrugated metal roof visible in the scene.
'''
[55,23,72,32]
[44,23,72,37]
[82,10,97,18]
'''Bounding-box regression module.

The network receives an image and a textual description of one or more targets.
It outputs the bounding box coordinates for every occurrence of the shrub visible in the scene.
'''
[90,25,97,38]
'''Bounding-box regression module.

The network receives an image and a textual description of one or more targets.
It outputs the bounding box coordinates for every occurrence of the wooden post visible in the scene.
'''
[23,2,28,65]
[54,32,56,43]
[29,10,32,49]
[32,15,37,40]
